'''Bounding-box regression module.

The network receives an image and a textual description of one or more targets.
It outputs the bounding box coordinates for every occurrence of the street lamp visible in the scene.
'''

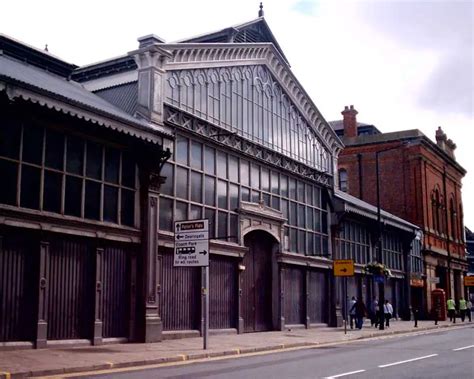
[375,142,407,330]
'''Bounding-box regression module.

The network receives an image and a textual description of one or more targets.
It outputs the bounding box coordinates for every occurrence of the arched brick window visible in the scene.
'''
[450,196,457,240]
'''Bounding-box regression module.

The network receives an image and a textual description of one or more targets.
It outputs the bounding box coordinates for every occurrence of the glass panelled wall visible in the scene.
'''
[159,134,329,256]
[165,65,331,174]
[382,231,404,271]
[338,221,371,264]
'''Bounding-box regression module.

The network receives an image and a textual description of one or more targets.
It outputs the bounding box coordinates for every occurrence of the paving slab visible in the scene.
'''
[0,320,471,378]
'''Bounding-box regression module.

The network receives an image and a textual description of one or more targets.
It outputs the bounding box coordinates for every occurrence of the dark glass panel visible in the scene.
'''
[190,141,202,170]
[0,121,21,159]
[322,236,329,256]
[159,197,173,231]
[229,214,238,243]
[251,190,260,203]
[280,175,288,197]
[271,171,279,194]
[176,135,188,165]
[289,178,296,200]
[0,160,18,205]
[66,136,84,175]
[306,207,313,231]
[104,185,118,223]
[217,180,227,209]
[190,204,202,220]
[175,201,187,221]
[22,125,43,165]
[289,228,297,252]
[240,160,249,186]
[65,175,82,216]
[262,193,270,207]
[289,201,297,226]
[121,189,135,227]
[322,211,328,233]
[216,151,227,179]
[204,146,215,175]
[228,156,239,182]
[105,148,120,184]
[297,181,305,202]
[205,208,215,239]
[250,164,260,189]
[85,180,101,220]
[191,171,202,203]
[218,211,227,240]
[241,187,250,202]
[20,165,40,209]
[271,196,280,210]
[45,130,64,170]
[307,232,314,256]
[86,142,102,179]
[306,185,313,206]
[121,152,136,188]
[43,171,62,213]
[176,167,188,199]
[261,168,269,192]
[281,199,288,220]
[298,204,305,228]
[314,210,321,231]
[204,176,215,206]
[229,183,239,210]
[314,234,322,255]
[298,230,305,254]
[160,163,174,196]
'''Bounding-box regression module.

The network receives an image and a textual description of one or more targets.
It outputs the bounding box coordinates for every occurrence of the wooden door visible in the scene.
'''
[242,231,273,332]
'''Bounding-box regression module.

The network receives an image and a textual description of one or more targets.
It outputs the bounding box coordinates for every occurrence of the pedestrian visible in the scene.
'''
[349,296,356,329]
[384,300,393,327]
[447,297,456,323]
[369,297,378,327]
[467,299,472,322]
[354,297,367,330]
[433,302,440,326]
[413,306,419,328]
[458,297,467,322]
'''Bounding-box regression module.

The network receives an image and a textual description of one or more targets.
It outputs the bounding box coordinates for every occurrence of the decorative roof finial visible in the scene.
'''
[44,44,49,52]
[258,2,264,17]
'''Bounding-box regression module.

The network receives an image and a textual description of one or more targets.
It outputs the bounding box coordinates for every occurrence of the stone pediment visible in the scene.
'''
[238,201,286,223]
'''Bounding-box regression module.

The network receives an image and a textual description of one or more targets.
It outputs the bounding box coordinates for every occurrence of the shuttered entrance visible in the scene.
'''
[242,231,274,332]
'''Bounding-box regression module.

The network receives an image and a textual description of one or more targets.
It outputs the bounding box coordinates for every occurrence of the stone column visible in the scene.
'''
[92,247,104,345]
[35,241,49,348]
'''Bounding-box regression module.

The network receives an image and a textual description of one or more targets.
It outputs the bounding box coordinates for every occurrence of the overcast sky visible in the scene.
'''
[3,0,473,227]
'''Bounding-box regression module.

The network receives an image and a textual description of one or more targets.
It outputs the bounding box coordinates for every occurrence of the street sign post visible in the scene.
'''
[333,259,355,277]
[174,219,209,350]
[333,259,354,335]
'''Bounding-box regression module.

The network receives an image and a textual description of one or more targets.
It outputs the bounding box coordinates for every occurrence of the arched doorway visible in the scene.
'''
[242,230,277,332]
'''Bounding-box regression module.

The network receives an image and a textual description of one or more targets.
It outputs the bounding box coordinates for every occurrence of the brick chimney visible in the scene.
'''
[341,105,358,138]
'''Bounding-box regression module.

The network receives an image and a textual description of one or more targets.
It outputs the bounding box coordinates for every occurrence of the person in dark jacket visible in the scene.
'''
[353,298,367,329]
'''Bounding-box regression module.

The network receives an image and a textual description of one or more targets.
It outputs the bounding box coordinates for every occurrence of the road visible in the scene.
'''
[69,327,473,379]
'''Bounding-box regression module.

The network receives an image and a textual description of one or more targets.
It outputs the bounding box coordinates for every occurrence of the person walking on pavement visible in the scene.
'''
[459,297,467,322]
[369,297,378,327]
[413,305,419,327]
[349,296,356,329]
[384,300,393,327]
[447,297,456,323]
[433,301,440,325]
[466,299,472,322]
[354,297,367,330]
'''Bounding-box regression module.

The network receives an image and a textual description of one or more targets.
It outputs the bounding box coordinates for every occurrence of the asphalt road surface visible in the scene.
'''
[75,327,474,379]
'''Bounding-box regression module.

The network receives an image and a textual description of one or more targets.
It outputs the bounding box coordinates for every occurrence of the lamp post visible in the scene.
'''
[375,142,407,330]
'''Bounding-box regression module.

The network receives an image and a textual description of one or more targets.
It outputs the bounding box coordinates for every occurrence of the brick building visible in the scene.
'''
[332,106,468,316]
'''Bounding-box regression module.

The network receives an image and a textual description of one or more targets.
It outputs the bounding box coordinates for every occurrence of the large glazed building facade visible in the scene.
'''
[1,16,422,348]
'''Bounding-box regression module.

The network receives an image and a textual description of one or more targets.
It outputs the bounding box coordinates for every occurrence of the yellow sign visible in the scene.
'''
[334,259,354,277]
[464,276,474,287]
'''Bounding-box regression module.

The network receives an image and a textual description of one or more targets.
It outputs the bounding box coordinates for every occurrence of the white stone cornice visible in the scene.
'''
[159,42,343,155]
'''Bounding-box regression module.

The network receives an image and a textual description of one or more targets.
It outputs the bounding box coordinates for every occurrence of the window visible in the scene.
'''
[0,124,137,227]
[339,169,348,192]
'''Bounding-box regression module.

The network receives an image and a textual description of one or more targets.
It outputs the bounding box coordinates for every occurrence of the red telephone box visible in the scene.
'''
[431,288,446,321]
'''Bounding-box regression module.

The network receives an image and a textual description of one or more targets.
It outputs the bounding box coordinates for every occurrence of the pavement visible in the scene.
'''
[0,319,472,378]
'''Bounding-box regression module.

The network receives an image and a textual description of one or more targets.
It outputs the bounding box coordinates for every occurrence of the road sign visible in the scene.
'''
[174,220,209,267]
[333,259,354,277]
[428,277,440,284]
[374,275,385,283]
[464,276,474,287]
